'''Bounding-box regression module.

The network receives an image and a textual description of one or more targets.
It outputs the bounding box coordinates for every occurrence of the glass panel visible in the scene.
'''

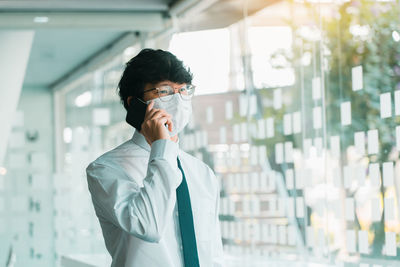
[176,0,400,265]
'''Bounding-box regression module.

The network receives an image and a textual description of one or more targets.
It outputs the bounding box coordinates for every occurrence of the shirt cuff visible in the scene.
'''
[149,139,179,169]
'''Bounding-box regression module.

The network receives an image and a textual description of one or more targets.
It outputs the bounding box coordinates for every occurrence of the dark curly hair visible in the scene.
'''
[118,48,193,110]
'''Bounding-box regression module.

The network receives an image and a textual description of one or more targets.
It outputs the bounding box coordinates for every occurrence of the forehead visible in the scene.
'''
[153,80,186,87]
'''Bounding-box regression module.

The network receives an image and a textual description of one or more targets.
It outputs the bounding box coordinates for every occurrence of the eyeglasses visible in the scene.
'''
[143,84,196,102]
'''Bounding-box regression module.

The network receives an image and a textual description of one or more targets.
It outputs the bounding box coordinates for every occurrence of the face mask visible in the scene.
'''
[146,93,192,136]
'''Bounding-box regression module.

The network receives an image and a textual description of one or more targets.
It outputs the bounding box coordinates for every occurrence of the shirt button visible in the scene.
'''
[175,211,179,217]
[180,245,183,250]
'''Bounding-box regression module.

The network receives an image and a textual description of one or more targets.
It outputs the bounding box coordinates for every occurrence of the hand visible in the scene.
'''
[140,100,173,146]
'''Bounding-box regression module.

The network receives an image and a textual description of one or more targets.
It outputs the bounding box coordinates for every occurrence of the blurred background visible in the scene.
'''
[1,0,400,266]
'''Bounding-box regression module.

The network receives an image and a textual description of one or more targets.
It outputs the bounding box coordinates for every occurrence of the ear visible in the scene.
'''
[127,96,133,106]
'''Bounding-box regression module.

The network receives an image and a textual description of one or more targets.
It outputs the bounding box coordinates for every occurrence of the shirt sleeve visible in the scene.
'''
[86,139,181,243]
[207,166,225,267]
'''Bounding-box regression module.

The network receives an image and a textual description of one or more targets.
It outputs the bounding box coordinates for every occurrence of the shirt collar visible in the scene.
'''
[131,130,180,152]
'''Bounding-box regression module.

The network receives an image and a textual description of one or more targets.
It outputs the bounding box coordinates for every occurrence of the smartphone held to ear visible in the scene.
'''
[126,97,147,132]
[126,97,170,134]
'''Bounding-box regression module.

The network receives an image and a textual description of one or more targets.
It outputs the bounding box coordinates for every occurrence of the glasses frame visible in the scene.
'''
[142,84,196,102]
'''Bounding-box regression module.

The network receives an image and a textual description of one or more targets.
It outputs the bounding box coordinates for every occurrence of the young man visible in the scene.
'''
[86,48,224,267]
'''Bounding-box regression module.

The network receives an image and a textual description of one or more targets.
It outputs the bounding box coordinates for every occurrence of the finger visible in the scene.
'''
[144,101,154,118]
[146,107,165,122]
[163,116,173,132]
[148,109,162,119]
[158,117,168,127]
[168,119,173,132]
[159,108,170,117]
[158,115,172,128]
[149,110,171,121]
[148,107,168,116]
[146,100,154,112]
[145,108,159,120]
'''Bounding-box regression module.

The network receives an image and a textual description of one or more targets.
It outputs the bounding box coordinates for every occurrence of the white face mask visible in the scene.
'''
[147,93,192,136]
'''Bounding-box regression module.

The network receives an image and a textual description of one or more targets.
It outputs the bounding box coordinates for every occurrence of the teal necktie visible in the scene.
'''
[176,157,200,267]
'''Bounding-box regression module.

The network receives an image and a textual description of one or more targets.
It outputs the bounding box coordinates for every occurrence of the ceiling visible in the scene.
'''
[0,0,177,88]
[0,0,275,89]
[23,29,125,87]
[0,0,172,12]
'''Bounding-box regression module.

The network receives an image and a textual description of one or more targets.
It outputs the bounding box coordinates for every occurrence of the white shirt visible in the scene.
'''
[86,130,225,267]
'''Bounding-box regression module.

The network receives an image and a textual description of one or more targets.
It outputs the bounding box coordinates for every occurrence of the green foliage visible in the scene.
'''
[269,0,400,258]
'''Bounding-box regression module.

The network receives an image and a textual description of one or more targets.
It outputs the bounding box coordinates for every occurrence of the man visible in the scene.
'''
[86,48,225,267]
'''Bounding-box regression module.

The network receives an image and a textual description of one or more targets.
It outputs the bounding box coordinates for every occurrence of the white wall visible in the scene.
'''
[0,30,34,167]
[0,86,55,267]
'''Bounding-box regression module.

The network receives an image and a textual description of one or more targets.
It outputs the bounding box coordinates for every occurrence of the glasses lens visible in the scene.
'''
[186,85,195,96]
[178,86,188,95]
[180,85,195,100]
[156,85,195,101]
[158,86,174,101]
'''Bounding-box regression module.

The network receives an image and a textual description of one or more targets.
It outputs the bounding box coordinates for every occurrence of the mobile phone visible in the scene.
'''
[126,97,147,132]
